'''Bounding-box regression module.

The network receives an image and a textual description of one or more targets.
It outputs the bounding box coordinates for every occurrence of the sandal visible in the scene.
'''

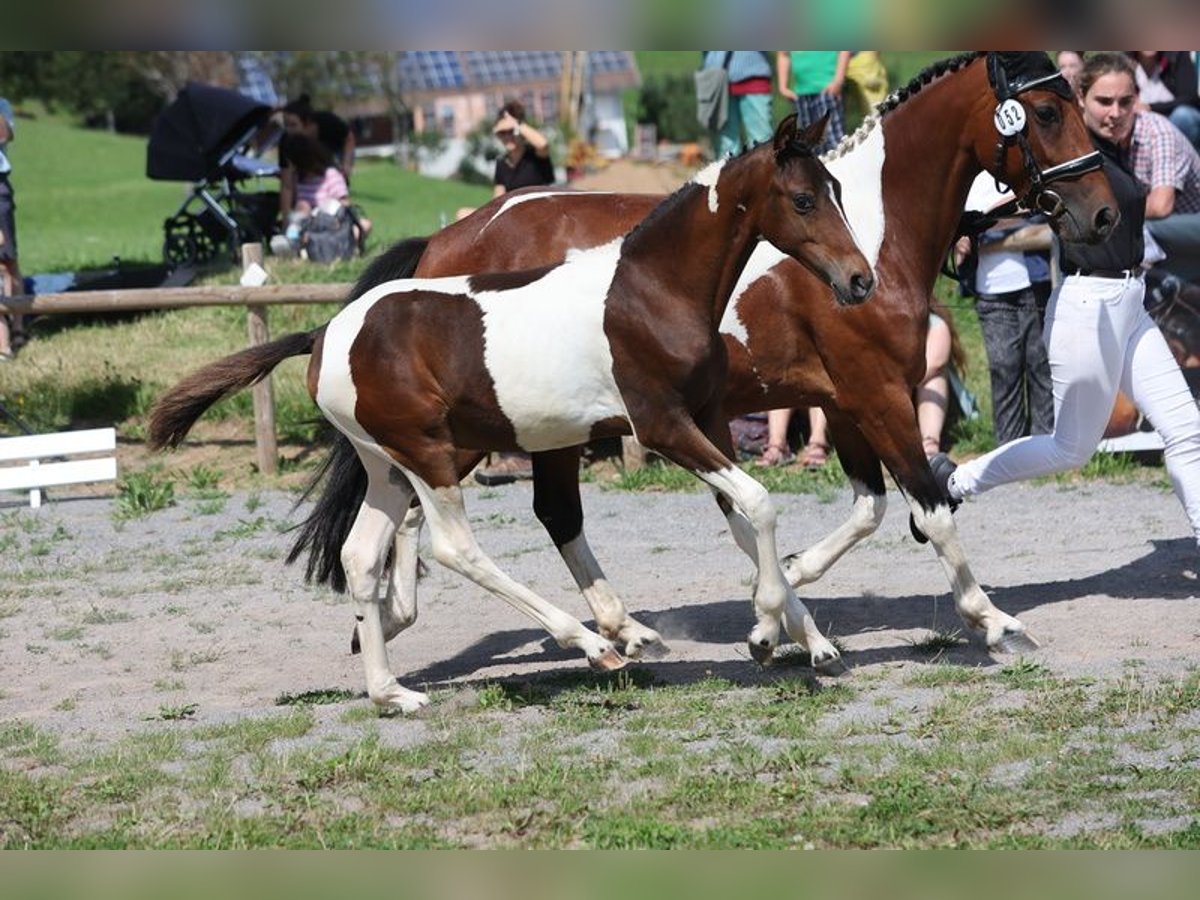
[755,442,795,468]
[798,441,829,469]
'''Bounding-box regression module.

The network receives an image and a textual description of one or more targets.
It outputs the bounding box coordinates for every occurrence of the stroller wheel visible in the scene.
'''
[163,215,219,267]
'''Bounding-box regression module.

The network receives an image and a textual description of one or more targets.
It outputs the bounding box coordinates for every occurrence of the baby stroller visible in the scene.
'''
[146,82,281,267]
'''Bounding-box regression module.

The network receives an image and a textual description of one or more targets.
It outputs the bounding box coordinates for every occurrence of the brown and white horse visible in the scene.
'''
[150,115,874,711]
[291,52,1118,666]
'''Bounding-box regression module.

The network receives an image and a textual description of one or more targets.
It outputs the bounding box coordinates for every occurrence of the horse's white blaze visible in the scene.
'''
[691,159,726,213]
[480,190,612,233]
[475,239,630,450]
[826,124,887,269]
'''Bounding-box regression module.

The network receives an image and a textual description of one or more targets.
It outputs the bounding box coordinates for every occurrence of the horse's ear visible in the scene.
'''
[773,113,800,156]
[797,112,830,150]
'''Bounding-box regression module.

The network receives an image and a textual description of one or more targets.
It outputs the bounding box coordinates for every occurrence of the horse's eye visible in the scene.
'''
[792,193,815,214]
[1034,104,1060,126]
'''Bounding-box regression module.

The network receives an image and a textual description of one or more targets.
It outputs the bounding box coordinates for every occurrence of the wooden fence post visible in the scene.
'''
[241,243,278,476]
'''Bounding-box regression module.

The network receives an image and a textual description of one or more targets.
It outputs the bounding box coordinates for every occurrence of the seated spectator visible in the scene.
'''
[278,95,355,228]
[1128,51,1200,150]
[271,133,369,258]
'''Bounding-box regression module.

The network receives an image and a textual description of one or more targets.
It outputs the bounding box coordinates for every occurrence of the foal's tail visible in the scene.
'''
[287,233,432,594]
[148,329,322,450]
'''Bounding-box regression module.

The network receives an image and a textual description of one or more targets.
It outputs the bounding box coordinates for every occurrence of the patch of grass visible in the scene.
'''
[907,628,966,658]
[80,606,134,625]
[995,658,1055,690]
[275,688,357,707]
[152,703,199,721]
[606,460,703,493]
[114,468,176,519]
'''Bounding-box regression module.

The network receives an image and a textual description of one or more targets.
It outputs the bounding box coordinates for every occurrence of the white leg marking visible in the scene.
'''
[782,480,886,587]
[559,534,666,658]
[698,466,840,668]
[405,478,623,669]
[342,455,429,713]
[908,498,1034,652]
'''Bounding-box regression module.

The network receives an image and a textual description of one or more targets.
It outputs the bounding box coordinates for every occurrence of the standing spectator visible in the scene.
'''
[471,100,555,486]
[1112,57,1200,283]
[1129,51,1200,150]
[1056,50,1087,96]
[936,52,1200,554]
[0,96,23,361]
[278,95,355,226]
[958,172,1055,446]
[699,51,775,159]
[776,51,851,154]
[844,51,890,120]
[490,100,554,198]
[918,302,977,459]
[756,51,851,465]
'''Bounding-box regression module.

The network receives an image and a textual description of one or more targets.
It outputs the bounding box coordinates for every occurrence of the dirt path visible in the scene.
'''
[2,474,1197,749]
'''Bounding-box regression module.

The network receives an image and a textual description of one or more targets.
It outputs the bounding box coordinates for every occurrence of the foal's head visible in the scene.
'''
[968,52,1118,244]
[759,114,875,305]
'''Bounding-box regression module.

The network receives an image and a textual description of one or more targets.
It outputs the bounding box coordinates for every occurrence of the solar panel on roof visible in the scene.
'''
[398,50,636,92]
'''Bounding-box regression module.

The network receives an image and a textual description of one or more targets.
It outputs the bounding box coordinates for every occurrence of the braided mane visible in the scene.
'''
[824,52,985,162]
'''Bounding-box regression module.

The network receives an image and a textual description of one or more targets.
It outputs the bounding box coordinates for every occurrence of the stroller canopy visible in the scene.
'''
[146,82,273,182]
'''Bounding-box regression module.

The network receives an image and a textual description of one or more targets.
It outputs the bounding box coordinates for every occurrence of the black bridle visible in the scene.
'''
[986,53,1103,220]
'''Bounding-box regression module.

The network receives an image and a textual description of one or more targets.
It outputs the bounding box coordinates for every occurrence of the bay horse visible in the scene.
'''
[290,52,1118,666]
[149,114,875,712]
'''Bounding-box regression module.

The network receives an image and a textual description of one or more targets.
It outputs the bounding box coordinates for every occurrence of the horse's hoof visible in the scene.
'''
[813,652,848,676]
[589,647,627,672]
[369,684,430,714]
[748,638,775,666]
[626,636,670,660]
[992,629,1040,655]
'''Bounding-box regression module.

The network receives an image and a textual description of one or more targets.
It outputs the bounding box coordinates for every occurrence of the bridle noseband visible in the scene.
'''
[986,53,1102,220]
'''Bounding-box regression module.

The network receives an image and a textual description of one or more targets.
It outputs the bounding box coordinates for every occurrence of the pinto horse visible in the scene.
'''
[290,52,1117,666]
[149,115,874,712]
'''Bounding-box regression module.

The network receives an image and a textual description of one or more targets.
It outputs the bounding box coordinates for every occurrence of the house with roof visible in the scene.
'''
[338,51,640,176]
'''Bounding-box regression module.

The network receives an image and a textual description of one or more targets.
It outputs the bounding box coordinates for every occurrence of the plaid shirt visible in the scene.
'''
[1129,110,1200,214]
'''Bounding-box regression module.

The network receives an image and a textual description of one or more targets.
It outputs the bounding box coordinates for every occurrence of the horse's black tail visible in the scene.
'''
[287,234,432,593]
[148,329,322,451]
[285,436,365,593]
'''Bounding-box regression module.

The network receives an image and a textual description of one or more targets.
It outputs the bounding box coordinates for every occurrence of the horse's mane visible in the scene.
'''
[625,134,821,246]
[624,54,987,246]
[824,52,985,162]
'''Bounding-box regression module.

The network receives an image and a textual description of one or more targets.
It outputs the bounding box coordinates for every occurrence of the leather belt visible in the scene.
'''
[1067,268,1140,279]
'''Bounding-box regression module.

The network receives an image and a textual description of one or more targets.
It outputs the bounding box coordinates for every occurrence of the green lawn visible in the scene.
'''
[12,107,491,274]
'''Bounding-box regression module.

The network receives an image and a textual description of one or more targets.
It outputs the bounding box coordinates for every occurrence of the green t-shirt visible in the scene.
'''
[788,51,841,96]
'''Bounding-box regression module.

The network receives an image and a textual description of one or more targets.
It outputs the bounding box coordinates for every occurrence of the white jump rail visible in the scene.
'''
[0,427,118,508]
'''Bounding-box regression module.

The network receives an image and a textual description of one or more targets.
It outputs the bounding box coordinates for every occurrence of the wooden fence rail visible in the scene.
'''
[0,246,353,477]
[1,247,652,474]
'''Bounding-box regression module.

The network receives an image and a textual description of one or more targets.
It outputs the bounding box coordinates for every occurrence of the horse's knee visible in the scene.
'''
[850,491,886,535]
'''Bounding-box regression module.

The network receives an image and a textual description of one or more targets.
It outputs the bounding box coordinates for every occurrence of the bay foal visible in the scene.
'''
[150,115,873,711]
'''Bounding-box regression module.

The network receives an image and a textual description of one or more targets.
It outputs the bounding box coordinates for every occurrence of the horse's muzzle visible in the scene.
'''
[841,272,876,305]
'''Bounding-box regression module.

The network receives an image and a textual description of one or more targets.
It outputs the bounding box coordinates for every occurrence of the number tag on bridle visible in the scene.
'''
[994,99,1027,137]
